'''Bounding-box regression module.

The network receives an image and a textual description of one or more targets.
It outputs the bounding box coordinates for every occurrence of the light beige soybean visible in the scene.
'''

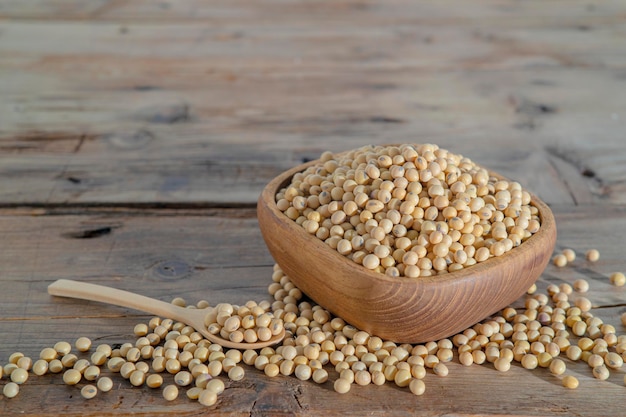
[151,356,167,373]
[549,359,566,375]
[186,386,203,400]
[264,363,280,378]
[433,363,449,376]
[312,368,329,384]
[588,354,604,368]
[566,346,582,361]
[205,378,225,395]
[54,341,72,355]
[592,365,610,380]
[575,297,592,312]
[73,359,90,373]
[10,368,28,384]
[2,357,22,375]
[96,376,113,393]
[126,347,141,362]
[605,352,624,369]
[562,248,576,262]
[61,353,78,368]
[40,347,58,362]
[133,323,149,336]
[221,358,236,373]
[340,369,355,384]
[63,369,82,385]
[128,370,146,387]
[424,354,439,368]
[120,362,136,379]
[3,382,19,399]
[225,349,243,363]
[81,384,98,399]
[553,254,567,267]
[472,350,486,365]
[334,378,351,394]
[409,378,426,396]
[228,366,245,381]
[195,373,212,389]
[459,351,473,366]
[572,321,587,337]
[436,348,453,362]
[146,373,164,388]
[91,351,108,366]
[75,337,92,352]
[280,360,295,376]
[610,272,626,287]
[208,360,223,377]
[562,375,579,389]
[166,359,182,374]
[494,358,511,372]
[573,279,589,293]
[9,352,25,364]
[48,359,64,374]
[163,384,179,401]
[521,354,538,370]
[350,370,369,386]
[371,370,386,386]
[96,344,113,357]
[84,365,101,381]
[198,389,218,407]
[295,364,312,381]
[32,359,49,376]
[586,249,600,262]
[394,369,412,387]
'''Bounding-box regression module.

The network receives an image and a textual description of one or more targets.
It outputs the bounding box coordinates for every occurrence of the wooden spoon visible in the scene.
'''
[257,156,557,344]
[48,279,285,350]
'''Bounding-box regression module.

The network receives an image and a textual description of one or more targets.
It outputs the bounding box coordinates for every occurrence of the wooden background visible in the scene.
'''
[1,1,625,415]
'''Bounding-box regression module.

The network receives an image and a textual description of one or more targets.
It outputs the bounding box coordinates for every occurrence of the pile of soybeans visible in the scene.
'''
[1,145,626,408]
[275,144,540,277]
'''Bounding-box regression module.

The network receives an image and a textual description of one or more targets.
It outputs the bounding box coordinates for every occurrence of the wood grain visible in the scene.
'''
[1,0,626,415]
[1,1,626,206]
[0,207,625,416]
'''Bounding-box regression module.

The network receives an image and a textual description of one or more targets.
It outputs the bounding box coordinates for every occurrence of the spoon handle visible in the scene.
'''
[48,279,189,323]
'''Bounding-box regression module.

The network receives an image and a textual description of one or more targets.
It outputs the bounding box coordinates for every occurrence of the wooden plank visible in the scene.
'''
[1,205,625,415]
[1,0,624,24]
[1,14,625,75]
[1,67,625,206]
[1,1,625,208]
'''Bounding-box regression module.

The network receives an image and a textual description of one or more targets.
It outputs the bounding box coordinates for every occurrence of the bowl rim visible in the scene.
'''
[259,149,556,287]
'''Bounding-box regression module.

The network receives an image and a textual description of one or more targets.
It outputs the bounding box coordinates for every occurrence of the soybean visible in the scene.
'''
[75,337,92,352]
[334,378,352,394]
[610,272,626,287]
[198,390,218,406]
[3,382,19,399]
[586,249,600,262]
[162,385,179,401]
[81,385,98,399]
[97,377,113,392]
[562,375,579,389]
[276,144,541,277]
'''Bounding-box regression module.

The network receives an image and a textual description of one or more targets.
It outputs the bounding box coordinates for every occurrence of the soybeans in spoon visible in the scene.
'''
[48,279,285,350]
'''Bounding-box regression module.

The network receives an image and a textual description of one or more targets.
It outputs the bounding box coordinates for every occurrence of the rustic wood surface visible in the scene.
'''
[1,0,625,415]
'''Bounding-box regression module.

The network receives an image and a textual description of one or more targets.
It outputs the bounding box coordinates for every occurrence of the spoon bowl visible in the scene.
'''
[257,158,557,343]
[48,279,285,350]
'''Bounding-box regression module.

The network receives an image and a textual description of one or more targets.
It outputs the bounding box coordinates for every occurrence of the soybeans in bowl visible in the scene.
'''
[258,144,556,343]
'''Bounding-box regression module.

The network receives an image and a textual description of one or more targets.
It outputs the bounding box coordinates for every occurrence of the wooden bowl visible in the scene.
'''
[257,158,557,343]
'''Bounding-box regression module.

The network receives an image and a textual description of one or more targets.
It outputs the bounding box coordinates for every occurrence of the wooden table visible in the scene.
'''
[1,1,625,415]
